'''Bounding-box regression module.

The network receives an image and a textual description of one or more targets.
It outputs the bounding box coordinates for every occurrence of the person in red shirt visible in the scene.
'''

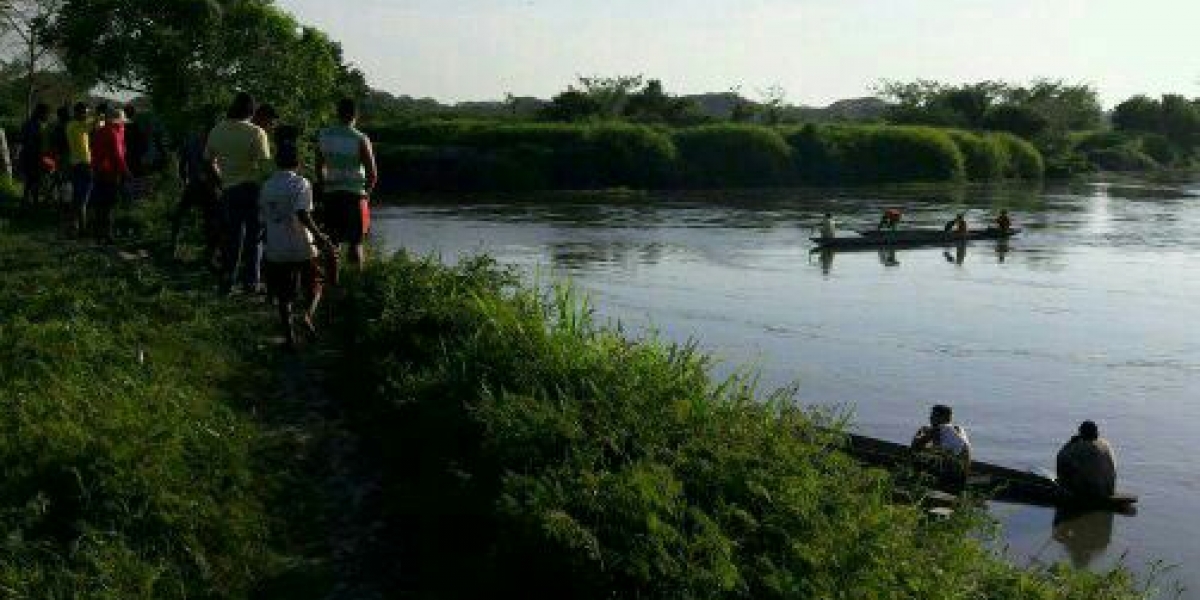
[90,107,131,244]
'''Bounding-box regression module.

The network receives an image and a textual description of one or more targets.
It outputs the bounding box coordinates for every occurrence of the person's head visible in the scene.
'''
[274,125,302,170]
[1000,209,1009,216]
[56,105,70,122]
[106,106,127,126]
[930,405,953,426]
[32,103,50,121]
[73,102,89,120]
[336,98,358,125]
[824,212,832,219]
[957,212,966,220]
[227,91,255,121]
[253,103,279,130]
[124,104,138,119]
[1078,421,1100,441]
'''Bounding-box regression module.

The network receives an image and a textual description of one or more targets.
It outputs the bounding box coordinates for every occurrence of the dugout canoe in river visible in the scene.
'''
[841,432,1138,512]
[811,227,1021,249]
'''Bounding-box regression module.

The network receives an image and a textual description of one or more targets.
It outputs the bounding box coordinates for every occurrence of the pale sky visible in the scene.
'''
[278,0,1200,107]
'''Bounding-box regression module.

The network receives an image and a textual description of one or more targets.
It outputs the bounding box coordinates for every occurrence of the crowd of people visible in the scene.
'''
[14,91,379,351]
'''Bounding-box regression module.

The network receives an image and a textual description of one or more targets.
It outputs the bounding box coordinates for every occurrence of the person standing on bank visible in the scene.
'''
[206,92,272,294]
[260,126,333,350]
[1056,421,1118,499]
[90,106,131,244]
[317,98,378,269]
[18,103,50,209]
[65,103,95,237]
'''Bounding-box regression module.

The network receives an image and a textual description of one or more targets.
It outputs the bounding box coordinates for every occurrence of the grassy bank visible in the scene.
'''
[327,253,1144,599]
[369,120,1045,192]
[0,197,346,598]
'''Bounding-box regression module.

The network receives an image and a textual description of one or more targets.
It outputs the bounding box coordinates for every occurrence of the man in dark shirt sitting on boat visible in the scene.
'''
[911,405,972,489]
[1056,421,1117,499]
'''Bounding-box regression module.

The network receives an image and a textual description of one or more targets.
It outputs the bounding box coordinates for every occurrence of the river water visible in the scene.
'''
[375,179,1200,597]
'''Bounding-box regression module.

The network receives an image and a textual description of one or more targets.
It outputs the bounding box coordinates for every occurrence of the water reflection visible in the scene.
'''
[1052,509,1115,569]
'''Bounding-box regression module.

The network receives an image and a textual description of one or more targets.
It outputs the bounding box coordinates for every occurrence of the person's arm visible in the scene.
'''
[911,427,935,451]
[203,135,222,186]
[254,127,272,179]
[360,136,378,194]
[298,209,333,250]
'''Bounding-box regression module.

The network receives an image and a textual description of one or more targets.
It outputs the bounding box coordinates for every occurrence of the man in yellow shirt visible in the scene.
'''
[65,102,95,237]
[206,91,272,294]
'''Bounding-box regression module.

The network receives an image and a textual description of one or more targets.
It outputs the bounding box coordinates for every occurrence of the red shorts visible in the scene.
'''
[323,191,370,245]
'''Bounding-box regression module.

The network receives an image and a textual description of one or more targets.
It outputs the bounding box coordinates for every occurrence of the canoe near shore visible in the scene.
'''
[812,228,1021,249]
[840,432,1137,512]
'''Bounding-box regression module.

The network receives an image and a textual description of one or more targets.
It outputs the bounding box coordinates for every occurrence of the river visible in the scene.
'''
[374,179,1200,597]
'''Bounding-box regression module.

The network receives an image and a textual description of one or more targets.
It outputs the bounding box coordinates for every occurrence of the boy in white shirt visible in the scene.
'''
[259,126,333,350]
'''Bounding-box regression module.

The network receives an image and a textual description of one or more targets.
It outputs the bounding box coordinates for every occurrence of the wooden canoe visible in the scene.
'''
[812,227,1020,249]
[841,433,1137,512]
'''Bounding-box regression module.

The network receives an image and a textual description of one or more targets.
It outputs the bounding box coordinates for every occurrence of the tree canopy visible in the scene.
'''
[45,0,366,133]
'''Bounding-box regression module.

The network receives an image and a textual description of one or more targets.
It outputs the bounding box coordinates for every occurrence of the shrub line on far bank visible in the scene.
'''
[369,120,1046,192]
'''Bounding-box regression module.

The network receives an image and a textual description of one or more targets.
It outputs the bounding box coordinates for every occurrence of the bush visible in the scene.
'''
[946,130,1007,180]
[1088,147,1161,172]
[329,254,1144,600]
[1139,134,1177,166]
[0,174,20,205]
[838,126,966,183]
[672,125,794,187]
[991,132,1046,178]
[582,123,678,188]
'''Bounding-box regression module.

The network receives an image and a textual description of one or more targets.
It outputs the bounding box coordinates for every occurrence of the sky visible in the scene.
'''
[278,0,1200,108]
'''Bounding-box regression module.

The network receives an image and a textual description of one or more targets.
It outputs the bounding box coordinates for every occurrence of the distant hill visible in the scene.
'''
[364,88,887,123]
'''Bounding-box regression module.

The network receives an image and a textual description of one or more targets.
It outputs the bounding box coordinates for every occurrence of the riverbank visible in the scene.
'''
[0,196,381,598]
[324,247,1146,598]
[370,120,1045,193]
[0,188,1149,599]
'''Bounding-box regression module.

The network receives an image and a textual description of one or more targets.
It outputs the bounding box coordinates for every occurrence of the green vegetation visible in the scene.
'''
[326,252,1145,599]
[370,119,1045,192]
[0,197,339,598]
[672,124,794,187]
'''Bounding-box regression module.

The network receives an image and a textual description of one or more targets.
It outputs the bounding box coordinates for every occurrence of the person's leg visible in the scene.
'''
[71,165,91,238]
[199,189,222,270]
[301,258,324,336]
[240,185,263,292]
[267,263,298,349]
[220,188,245,293]
[349,196,369,266]
[171,184,194,254]
[92,182,115,244]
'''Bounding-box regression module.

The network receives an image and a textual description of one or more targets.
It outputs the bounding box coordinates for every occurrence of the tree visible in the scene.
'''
[757,84,787,125]
[1158,94,1200,150]
[575,74,643,117]
[1112,95,1162,133]
[0,0,66,116]
[983,104,1050,139]
[47,0,365,133]
[622,79,707,125]
[539,88,603,122]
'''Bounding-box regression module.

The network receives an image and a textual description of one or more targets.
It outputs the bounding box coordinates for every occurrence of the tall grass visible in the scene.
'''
[329,252,1145,600]
[370,120,1046,192]
[0,197,332,598]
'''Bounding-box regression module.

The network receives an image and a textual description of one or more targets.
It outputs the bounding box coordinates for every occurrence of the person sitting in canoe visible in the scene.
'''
[877,209,902,231]
[817,213,837,239]
[944,213,969,235]
[995,209,1013,233]
[1056,421,1117,499]
[911,405,972,488]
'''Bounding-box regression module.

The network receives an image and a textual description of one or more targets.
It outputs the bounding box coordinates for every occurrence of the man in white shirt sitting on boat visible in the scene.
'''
[911,404,973,488]
[817,213,837,240]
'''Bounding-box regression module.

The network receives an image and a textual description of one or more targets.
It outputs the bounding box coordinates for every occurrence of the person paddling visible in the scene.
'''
[995,209,1013,233]
[878,208,902,231]
[944,213,968,235]
[1056,421,1117,499]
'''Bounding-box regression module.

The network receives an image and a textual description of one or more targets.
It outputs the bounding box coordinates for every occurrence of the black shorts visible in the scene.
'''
[322,191,369,245]
[265,258,324,304]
